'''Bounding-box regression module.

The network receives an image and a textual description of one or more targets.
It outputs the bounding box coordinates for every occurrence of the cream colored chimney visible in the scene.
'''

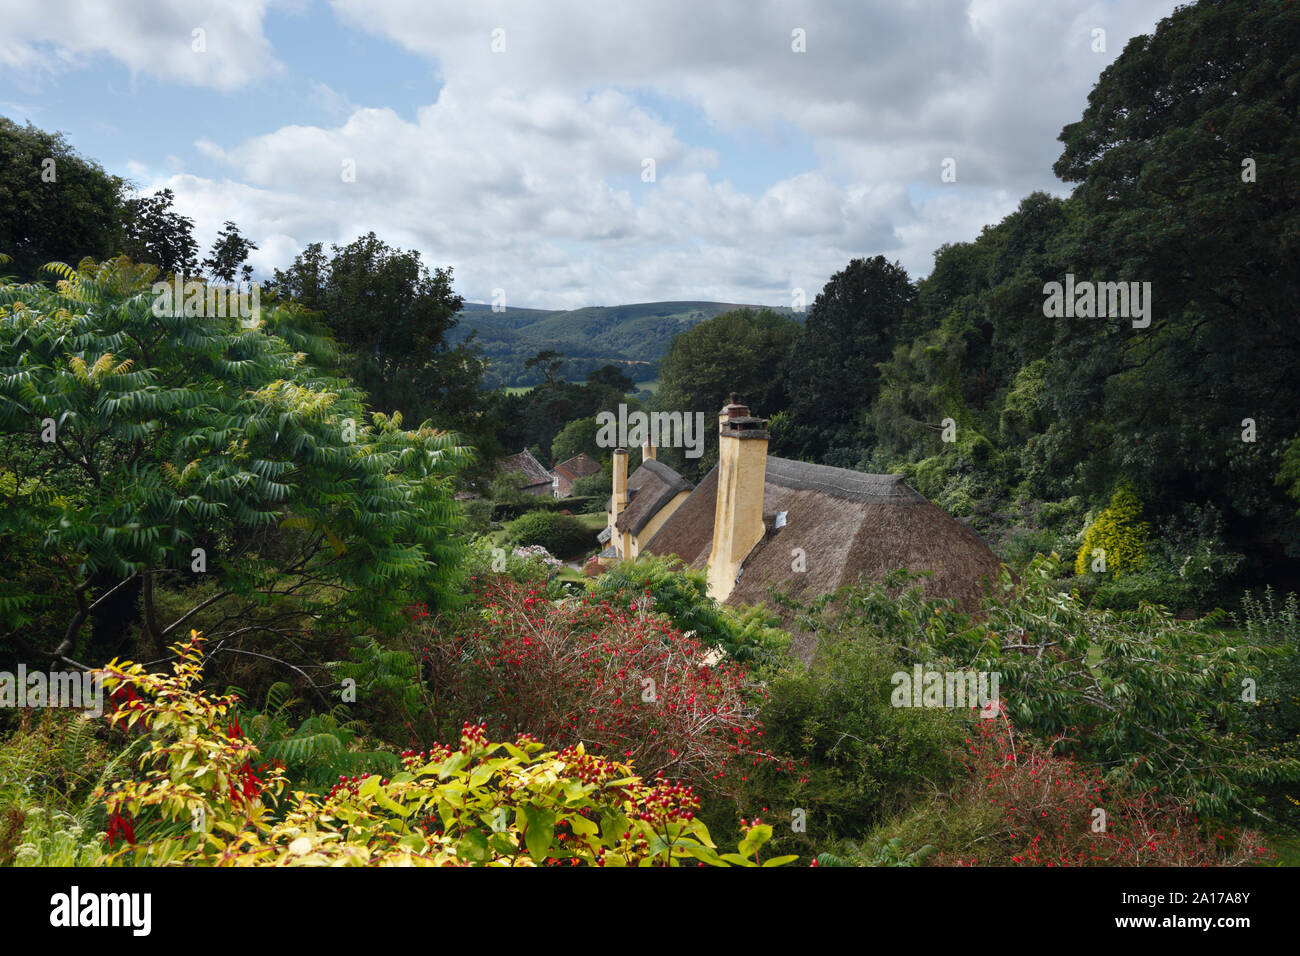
[611,447,631,558]
[641,440,657,463]
[706,396,769,601]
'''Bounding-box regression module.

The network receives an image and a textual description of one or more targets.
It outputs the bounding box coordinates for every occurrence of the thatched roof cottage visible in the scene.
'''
[639,397,1003,611]
[599,442,695,562]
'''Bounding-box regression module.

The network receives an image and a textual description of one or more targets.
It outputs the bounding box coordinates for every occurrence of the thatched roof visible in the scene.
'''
[641,456,1002,611]
[495,449,552,488]
[614,459,694,535]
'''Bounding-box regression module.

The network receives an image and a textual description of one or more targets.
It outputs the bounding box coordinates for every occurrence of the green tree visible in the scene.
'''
[121,189,199,278]
[655,307,799,478]
[586,364,634,393]
[868,318,969,463]
[781,257,918,461]
[551,416,602,465]
[524,349,565,386]
[0,119,125,279]
[269,233,492,455]
[0,257,469,668]
[1046,0,1300,547]
[201,220,257,285]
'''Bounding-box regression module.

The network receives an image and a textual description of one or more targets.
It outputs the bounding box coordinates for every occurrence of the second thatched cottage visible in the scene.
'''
[600,395,1002,611]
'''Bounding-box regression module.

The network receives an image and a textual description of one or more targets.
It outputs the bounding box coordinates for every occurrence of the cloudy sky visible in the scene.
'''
[1,0,1177,309]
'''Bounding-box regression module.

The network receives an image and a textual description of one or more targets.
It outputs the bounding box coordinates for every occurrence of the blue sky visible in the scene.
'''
[1,0,1178,309]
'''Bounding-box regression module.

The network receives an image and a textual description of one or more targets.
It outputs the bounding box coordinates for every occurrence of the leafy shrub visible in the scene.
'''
[0,258,470,666]
[0,710,116,811]
[489,471,530,506]
[908,555,1300,819]
[1238,588,1300,823]
[814,838,936,867]
[91,632,791,866]
[1075,484,1149,576]
[1083,503,1244,611]
[461,536,560,592]
[459,497,493,535]
[326,633,432,747]
[417,578,780,794]
[0,710,140,867]
[235,682,401,792]
[9,807,105,866]
[570,472,611,503]
[874,710,1271,866]
[736,590,971,858]
[984,495,1086,574]
[510,545,563,571]
[492,496,602,521]
[587,555,788,664]
[505,510,592,559]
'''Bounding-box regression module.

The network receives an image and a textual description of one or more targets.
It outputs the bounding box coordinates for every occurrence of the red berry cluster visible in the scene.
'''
[413,578,794,797]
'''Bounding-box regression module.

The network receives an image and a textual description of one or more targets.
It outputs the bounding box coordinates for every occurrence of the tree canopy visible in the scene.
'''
[0,257,469,668]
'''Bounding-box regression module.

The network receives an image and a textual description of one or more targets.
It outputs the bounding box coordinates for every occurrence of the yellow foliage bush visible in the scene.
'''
[1074,485,1150,576]
[93,632,793,867]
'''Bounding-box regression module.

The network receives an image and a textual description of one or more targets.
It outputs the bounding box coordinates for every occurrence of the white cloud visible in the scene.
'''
[0,0,282,89]
[120,0,1179,306]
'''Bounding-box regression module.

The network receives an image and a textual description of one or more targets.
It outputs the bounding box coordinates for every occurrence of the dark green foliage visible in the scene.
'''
[236,681,401,791]
[0,258,470,666]
[908,556,1300,820]
[120,189,199,278]
[568,470,610,503]
[586,555,788,664]
[779,256,919,460]
[550,416,603,464]
[491,496,600,522]
[654,307,800,478]
[733,590,970,858]
[201,220,257,285]
[1237,588,1300,824]
[505,511,592,559]
[1044,0,1300,561]
[1080,503,1244,612]
[586,364,635,393]
[458,497,494,535]
[0,119,126,279]
[524,349,565,385]
[326,635,435,747]
[492,380,640,467]
[816,839,937,868]
[269,233,494,460]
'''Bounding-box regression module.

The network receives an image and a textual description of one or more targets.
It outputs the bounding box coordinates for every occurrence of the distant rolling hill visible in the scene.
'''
[452,301,798,387]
